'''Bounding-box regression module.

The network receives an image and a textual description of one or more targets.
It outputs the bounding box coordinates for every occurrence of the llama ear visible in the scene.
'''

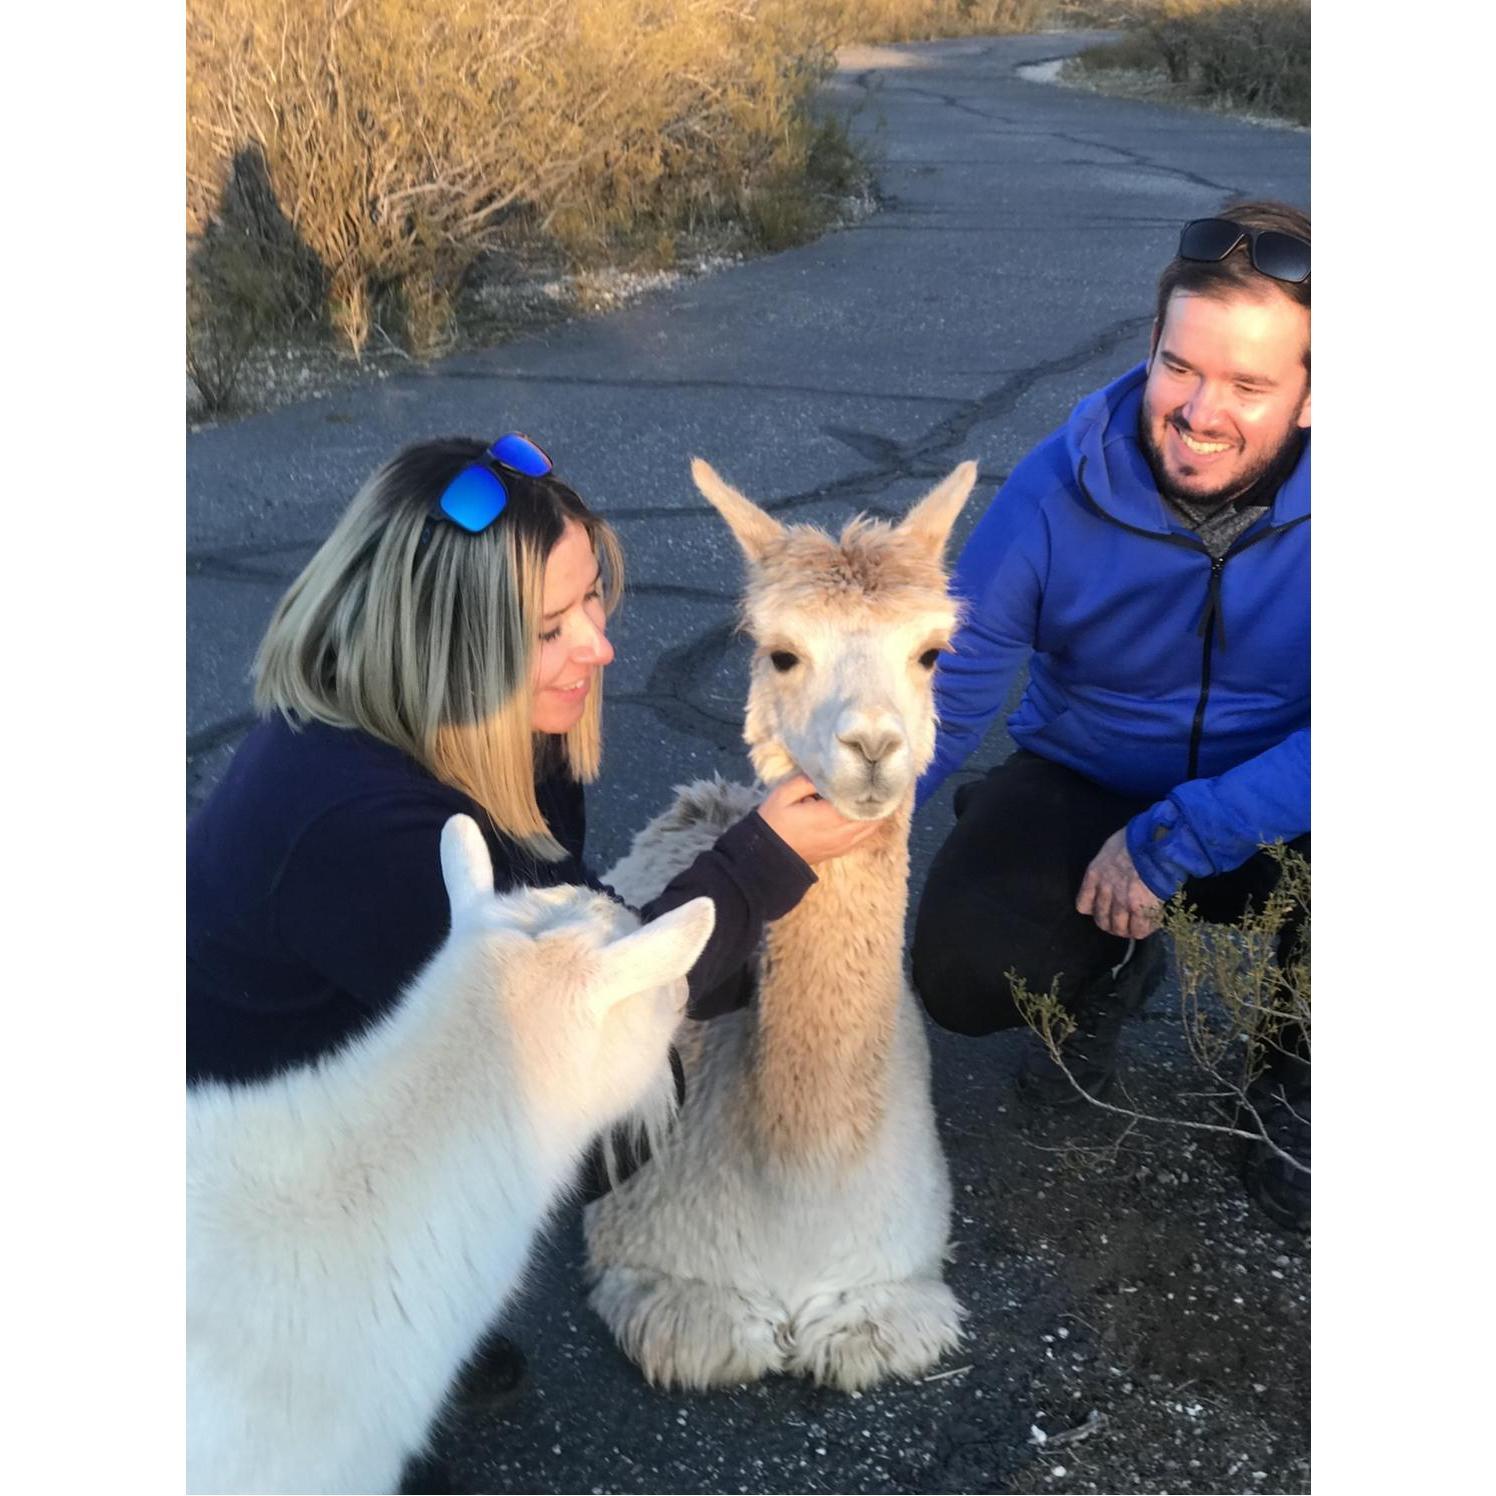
[439,815,494,926]
[590,897,716,1014]
[690,458,785,564]
[897,460,979,561]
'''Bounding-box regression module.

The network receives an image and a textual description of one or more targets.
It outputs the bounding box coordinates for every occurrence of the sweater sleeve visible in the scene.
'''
[916,470,1046,808]
[615,811,816,1021]
[273,795,454,1019]
[1125,728,1310,899]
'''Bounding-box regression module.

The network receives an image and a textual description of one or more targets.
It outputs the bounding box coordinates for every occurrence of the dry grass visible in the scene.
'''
[189,1,855,358]
[186,1,1067,409]
[1068,0,1310,124]
[1011,844,1310,1167]
[831,0,1048,42]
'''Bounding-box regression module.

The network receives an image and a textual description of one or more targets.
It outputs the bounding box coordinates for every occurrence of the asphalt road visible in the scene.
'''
[186,30,1310,1495]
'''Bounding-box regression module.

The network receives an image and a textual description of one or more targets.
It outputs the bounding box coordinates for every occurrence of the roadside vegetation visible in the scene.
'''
[188,1,1058,416]
[1012,843,1310,1174]
[1061,0,1310,126]
[186,1,1309,418]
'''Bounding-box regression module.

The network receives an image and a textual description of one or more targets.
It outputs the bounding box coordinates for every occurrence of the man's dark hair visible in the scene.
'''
[1154,198,1311,336]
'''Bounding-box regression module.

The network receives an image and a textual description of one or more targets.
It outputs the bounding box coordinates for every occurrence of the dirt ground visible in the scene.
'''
[936,1001,1311,1495]
[408,986,1310,1496]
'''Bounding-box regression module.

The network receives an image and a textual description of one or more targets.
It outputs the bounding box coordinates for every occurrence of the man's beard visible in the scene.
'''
[1141,411,1304,513]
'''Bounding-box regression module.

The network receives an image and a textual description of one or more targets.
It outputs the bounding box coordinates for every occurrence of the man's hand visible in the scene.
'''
[1077,827,1163,939]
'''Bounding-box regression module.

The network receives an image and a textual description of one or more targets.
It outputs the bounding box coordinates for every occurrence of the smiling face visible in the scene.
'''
[530,519,615,735]
[1141,288,1311,507]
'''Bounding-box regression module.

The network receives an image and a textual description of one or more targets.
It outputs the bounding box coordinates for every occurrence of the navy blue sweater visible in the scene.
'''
[187,716,814,1086]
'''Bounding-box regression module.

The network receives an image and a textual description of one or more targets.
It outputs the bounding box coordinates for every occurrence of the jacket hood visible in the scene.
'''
[1066,360,1310,531]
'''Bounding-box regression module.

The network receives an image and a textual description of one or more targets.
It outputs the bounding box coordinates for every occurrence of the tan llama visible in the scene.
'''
[583,458,978,1392]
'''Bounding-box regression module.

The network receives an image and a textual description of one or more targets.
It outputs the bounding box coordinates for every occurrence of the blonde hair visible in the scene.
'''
[254,439,624,860]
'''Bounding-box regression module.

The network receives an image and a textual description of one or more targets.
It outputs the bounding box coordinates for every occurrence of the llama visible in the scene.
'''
[187,814,715,1495]
[584,457,978,1392]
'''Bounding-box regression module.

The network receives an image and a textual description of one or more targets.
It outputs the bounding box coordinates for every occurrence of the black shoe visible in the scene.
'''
[1242,1084,1310,1232]
[449,1330,529,1414]
[1016,936,1166,1108]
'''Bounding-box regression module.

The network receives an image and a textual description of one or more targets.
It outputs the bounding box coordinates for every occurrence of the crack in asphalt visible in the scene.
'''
[1046,128,1242,195]
[188,538,320,583]
[606,316,1142,747]
[185,316,1129,762]
[864,65,1244,200]
[188,711,257,760]
[409,367,966,409]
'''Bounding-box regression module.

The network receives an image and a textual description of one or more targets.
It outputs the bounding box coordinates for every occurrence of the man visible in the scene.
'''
[911,201,1310,1231]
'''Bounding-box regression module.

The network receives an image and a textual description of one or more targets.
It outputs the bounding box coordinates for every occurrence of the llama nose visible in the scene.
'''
[838,724,904,765]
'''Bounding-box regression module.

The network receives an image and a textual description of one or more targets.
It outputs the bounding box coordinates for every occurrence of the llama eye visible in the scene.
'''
[769,651,799,673]
[918,648,942,670]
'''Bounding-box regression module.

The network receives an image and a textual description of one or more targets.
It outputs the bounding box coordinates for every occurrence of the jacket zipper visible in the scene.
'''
[1187,557,1225,779]
[1075,458,1309,784]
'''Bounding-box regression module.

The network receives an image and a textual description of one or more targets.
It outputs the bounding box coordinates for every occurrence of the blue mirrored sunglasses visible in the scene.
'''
[427,432,554,536]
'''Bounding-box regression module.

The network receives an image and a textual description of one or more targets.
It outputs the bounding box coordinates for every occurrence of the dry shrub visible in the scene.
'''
[187,1,1064,362]
[188,0,868,356]
[1074,0,1310,123]
[1011,843,1309,1168]
[830,0,1048,42]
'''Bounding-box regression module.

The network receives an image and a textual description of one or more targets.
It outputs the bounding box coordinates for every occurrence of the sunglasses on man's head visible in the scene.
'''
[427,432,554,536]
[1178,218,1310,285]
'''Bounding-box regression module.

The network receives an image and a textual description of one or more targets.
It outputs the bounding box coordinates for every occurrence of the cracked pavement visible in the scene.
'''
[187,30,1310,1495]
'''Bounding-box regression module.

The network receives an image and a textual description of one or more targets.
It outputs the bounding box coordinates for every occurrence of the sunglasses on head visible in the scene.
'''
[1178,217,1310,285]
[426,432,554,537]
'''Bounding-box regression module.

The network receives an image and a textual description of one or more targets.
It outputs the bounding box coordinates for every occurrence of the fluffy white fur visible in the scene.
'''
[187,814,714,1494]
[584,462,977,1392]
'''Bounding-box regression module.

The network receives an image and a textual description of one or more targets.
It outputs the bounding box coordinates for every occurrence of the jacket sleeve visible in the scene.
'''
[625,811,816,1021]
[1125,728,1310,899]
[916,472,1046,808]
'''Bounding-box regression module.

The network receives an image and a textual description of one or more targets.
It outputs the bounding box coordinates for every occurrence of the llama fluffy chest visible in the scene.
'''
[588,993,950,1301]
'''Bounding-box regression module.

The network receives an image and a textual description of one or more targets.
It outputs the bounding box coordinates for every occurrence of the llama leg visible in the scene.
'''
[784,1278,965,1392]
[587,1266,787,1390]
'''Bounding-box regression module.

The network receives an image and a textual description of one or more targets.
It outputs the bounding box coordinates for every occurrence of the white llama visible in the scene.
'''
[187,814,715,1495]
[584,458,977,1392]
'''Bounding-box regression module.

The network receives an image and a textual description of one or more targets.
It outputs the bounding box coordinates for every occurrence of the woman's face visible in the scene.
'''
[531,519,615,734]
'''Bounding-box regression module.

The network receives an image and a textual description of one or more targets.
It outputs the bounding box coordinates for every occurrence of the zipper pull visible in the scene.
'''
[1197,555,1228,648]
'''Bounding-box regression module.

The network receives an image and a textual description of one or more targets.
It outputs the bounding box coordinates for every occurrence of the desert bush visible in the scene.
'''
[831,0,1048,42]
[1072,0,1310,124]
[1011,843,1310,1170]
[186,1,1062,364]
[187,0,863,357]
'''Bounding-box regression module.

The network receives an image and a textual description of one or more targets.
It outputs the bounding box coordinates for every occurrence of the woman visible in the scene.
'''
[186,433,879,1416]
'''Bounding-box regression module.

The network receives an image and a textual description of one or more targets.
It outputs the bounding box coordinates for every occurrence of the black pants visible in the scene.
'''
[912,751,1308,1049]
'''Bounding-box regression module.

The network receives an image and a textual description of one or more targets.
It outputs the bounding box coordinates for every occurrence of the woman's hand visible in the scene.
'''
[754,774,888,866]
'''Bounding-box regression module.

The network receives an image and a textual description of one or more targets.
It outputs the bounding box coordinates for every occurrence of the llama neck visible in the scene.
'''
[748,798,912,1169]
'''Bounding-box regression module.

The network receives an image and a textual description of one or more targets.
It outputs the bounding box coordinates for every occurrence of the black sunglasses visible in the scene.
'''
[1178,217,1310,285]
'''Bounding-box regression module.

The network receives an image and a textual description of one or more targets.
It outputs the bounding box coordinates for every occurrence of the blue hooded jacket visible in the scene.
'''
[917,360,1309,898]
